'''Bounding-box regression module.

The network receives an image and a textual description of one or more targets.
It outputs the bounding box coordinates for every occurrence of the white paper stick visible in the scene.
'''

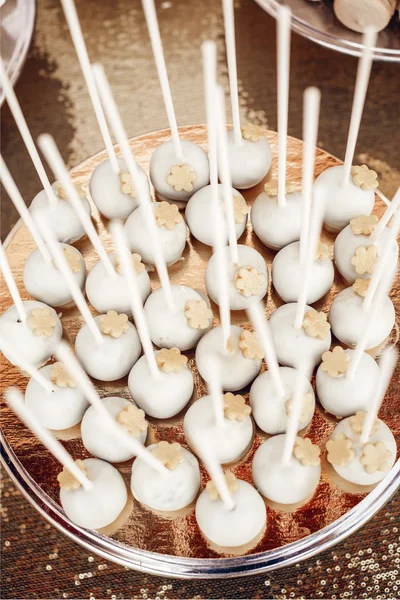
[342,28,377,186]
[142,0,183,161]
[0,334,54,391]
[222,0,242,145]
[360,347,398,444]
[37,215,103,345]
[110,220,160,380]
[0,156,51,262]
[247,302,285,398]
[277,5,291,208]
[206,359,225,428]
[37,134,116,279]
[0,241,27,322]
[375,188,390,207]
[281,369,308,465]
[6,387,92,490]
[92,63,175,312]
[371,187,400,242]
[0,59,59,208]
[60,0,119,173]
[56,342,168,475]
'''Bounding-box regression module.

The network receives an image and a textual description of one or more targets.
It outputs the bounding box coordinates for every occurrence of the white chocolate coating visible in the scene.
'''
[196,479,266,547]
[250,367,315,435]
[149,139,210,202]
[269,303,331,370]
[272,241,334,304]
[25,364,89,430]
[205,245,269,311]
[185,184,247,247]
[75,316,141,381]
[184,395,254,464]
[144,285,212,351]
[23,244,86,307]
[0,301,62,369]
[251,190,303,250]
[328,417,396,486]
[86,253,151,316]
[124,203,187,266]
[60,458,127,529]
[316,350,381,418]
[128,352,194,418]
[195,325,262,391]
[81,396,147,463]
[131,444,201,511]
[329,287,395,349]
[314,165,375,233]
[89,158,150,220]
[224,130,272,190]
[252,434,321,504]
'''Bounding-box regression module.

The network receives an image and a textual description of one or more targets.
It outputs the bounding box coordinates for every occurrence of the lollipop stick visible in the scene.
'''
[0,241,27,322]
[6,387,92,490]
[371,187,400,242]
[281,361,311,466]
[277,5,291,208]
[222,0,242,145]
[206,359,225,428]
[0,335,53,391]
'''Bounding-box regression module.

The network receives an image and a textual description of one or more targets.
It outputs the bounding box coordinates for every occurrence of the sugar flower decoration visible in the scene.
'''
[352,277,371,298]
[351,246,378,276]
[238,329,264,360]
[234,267,266,298]
[27,308,57,338]
[206,472,238,501]
[241,123,264,142]
[349,410,379,438]
[223,392,252,423]
[55,182,86,200]
[99,310,129,338]
[119,172,136,198]
[184,299,212,330]
[51,362,76,389]
[156,347,188,373]
[294,437,321,467]
[166,164,196,192]
[350,214,378,236]
[155,201,183,230]
[152,441,184,471]
[360,442,391,474]
[351,165,379,191]
[302,309,330,340]
[233,195,248,224]
[326,433,355,467]
[114,253,145,276]
[286,392,314,424]
[63,246,82,273]
[320,346,349,377]
[316,242,330,261]
[57,459,87,491]
[116,404,148,437]
[263,180,297,197]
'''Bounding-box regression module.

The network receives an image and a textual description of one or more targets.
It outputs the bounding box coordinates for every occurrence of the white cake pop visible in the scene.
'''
[224,127,272,190]
[144,285,212,351]
[272,240,334,304]
[24,362,89,430]
[131,441,201,511]
[205,245,269,311]
[81,396,148,462]
[250,367,315,435]
[86,252,151,316]
[196,325,263,391]
[75,312,141,381]
[316,347,381,418]
[128,348,194,419]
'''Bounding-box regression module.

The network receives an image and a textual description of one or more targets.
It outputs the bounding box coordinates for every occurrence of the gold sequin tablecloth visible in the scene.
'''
[1,0,400,597]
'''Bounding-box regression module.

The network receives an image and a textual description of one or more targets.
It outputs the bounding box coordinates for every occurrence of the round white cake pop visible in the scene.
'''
[184,394,254,464]
[205,245,269,311]
[313,165,375,233]
[329,287,395,349]
[59,458,128,529]
[269,303,332,370]
[272,241,334,304]
[124,201,188,266]
[144,285,213,351]
[196,325,263,391]
[196,477,266,547]
[89,157,150,220]
[251,188,303,250]
[250,367,315,435]
[326,414,396,486]
[75,312,141,381]
[23,244,86,308]
[224,128,272,190]
[252,434,321,504]
[128,348,194,418]
[131,442,201,511]
[81,396,148,463]
[0,301,63,369]
[185,184,248,247]
[86,253,151,316]
[149,139,210,203]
